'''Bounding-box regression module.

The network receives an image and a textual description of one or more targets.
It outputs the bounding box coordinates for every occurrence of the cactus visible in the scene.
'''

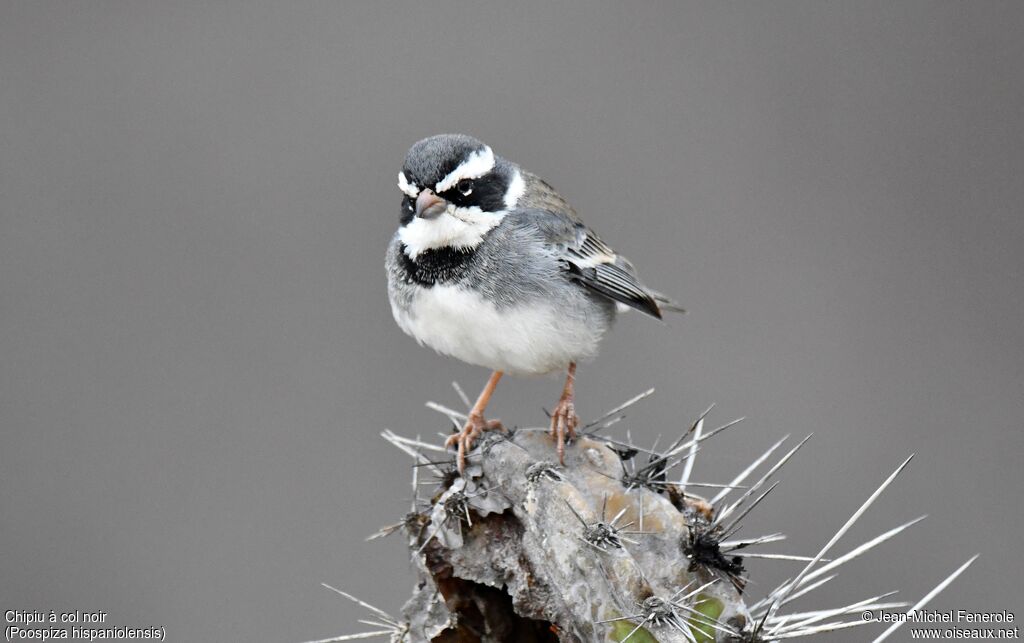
[308,389,976,643]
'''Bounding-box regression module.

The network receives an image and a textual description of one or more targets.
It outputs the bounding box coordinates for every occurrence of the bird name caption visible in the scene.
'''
[5,610,165,641]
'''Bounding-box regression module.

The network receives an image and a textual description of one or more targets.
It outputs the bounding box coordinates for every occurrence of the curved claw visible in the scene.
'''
[549,398,579,465]
[445,415,504,473]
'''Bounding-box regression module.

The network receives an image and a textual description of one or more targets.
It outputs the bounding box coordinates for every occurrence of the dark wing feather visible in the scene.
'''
[564,248,664,319]
[518,208,673,319]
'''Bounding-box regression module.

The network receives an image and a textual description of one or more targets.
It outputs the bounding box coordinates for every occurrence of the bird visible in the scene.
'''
[386,134,684,472]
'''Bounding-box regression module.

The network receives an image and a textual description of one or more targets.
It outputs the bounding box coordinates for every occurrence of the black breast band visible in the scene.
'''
[399,244,476,286]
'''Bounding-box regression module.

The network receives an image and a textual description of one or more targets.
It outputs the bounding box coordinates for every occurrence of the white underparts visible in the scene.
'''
[391,284,604,375]
[399,206,506,259]
[435,146,495,193]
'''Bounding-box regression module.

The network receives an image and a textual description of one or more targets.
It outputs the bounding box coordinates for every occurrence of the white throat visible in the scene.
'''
[399,206,506,260]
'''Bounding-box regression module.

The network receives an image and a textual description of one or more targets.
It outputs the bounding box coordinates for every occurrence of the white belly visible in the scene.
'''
[392,284,603,375]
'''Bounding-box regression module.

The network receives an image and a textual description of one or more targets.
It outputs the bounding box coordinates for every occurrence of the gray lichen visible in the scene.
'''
[312,395,976,643]
[401,429,748,642]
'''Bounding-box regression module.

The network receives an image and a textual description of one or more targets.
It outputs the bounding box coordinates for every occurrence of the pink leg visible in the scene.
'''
[549,362,579,464]
[445,371,504,473]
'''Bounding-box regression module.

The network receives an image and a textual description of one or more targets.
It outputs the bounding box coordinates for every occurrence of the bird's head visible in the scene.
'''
[396,134,525,260]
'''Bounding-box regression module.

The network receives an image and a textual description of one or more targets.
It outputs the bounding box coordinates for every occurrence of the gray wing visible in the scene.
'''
[516,209,682,320]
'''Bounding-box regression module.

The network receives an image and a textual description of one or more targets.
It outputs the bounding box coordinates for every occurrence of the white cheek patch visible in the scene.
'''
[504,169,526,209]
[435,146,495,193]
[399,207,506,260]
[397,172,419,198]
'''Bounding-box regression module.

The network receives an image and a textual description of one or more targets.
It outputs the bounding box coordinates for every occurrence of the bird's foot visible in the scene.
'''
[445,413,504,474]
[549,395,579,465]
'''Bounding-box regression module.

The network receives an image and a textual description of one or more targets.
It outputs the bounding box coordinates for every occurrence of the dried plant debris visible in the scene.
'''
[315,390,975,642]
[421,476,511,551]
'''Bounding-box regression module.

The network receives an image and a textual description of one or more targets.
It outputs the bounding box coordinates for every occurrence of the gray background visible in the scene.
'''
[2,2,1021,641]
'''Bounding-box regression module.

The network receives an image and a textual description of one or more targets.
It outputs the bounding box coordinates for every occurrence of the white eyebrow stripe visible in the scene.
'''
[435,146,495,193]
[503,168,525,209]
[397,172,419,198]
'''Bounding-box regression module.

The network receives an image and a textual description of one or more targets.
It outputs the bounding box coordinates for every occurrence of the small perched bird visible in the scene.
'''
[386,134,684,471]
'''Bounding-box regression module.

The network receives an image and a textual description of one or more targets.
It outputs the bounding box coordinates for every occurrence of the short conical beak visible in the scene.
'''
[415,189,447,219]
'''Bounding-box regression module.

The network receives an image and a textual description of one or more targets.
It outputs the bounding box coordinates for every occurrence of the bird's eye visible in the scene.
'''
[456,179,473,196]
